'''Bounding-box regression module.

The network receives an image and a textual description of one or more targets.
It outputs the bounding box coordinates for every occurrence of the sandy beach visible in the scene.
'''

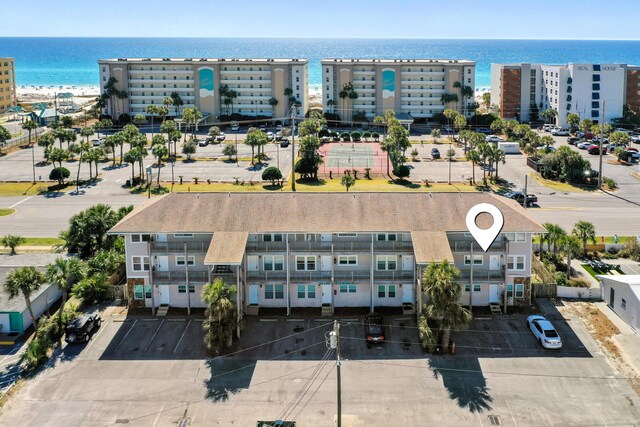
[17,85,100,104]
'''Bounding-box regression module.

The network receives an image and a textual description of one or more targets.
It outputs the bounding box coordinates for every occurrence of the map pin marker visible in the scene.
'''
[466,203,504,252]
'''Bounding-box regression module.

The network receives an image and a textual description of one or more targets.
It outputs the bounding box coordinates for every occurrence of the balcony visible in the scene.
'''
[129,78,193,84]
[129,69,193,75]
[288,242,333,252]
[289,271,332,281]
[246,242,287,252]
[150,241,209,253]
[246,270,287,281]
[458,269,504,282]
[373,241,413,251]
[333,242,373,252]
[220,78,271,84]
[221,70,272,76]
[373,270,414,281]
[449,240,507,252]
[153,270,209,284]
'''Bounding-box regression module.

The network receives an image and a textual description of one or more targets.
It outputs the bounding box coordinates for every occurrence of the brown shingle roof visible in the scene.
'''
[204,232,248,265]
[109,192,544,234]
[411,231,454,264]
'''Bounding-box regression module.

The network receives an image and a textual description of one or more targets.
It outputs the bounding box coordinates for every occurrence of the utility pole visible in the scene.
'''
[235,132,238,167]
[184,242,191,316]
[448,141,452,184]
[469,242,474,311]
[329,320,342,427]
[523,174,528,208]
[597,100,605,190]
[291,107,296,191]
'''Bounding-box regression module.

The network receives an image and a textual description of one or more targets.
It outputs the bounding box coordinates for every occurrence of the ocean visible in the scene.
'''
[3,37,640,90]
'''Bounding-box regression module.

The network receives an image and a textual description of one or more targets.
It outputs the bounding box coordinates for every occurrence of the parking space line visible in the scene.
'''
[8,196,32,209]
[151,404,165,427]
[144,319,165,351]
[174,320,192,354]
[115,319,137,352]
[84,319,109,352]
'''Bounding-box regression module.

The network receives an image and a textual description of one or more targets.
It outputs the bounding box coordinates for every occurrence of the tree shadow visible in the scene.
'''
[203,358,255,403]
[247,163,268,171]
[262,184,283,191]
[428,356,493,413]
[389,179,421,189]
[296,178,325,187]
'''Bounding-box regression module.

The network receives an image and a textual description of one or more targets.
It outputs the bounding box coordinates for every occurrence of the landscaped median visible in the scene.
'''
[0,182,72,197]
[159,178,481,193]
[529,172,598,193]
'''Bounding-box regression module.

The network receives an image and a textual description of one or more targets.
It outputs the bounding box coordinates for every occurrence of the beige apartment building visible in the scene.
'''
[109,192,543,318]
[98,58,308,122]
[0,58,17,114]
[321,58,476,122]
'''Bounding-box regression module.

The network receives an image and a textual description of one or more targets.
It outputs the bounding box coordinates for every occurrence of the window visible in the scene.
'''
[377,233,397,241]
[592,101,599,109]
[473,284,482,292]
[132,256,150,272]
[265,284,284,299]
[592,92,600,100]
[338,255,357,265]
[515,283,524,298]
[507,255,525,271]
[131,234,152,243]
[297,285,316,299]
[464,255,483,265]
[296,256,316,271]
[592,83,600,91]
[506,284,514,298]
[591,110,599,118]
[376,255,397,270]
[175,256,195,266]
[464,284,471,292]
[504,233,525,242]
[593,64,601,72]
[592,74,600,82]
[144,284,152,298]
[621,298,627,310]
[339,283,357,293]
[174,233,193,238]
[378,284,396,298]
[178,285,195,293]
[264,255,284,271]
[262,233,283,242]
[134,285,144,300]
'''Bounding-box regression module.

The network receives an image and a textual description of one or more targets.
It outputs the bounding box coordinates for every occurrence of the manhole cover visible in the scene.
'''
[293,326,304,333]
[115,419,129,424]
[488,415,501,425]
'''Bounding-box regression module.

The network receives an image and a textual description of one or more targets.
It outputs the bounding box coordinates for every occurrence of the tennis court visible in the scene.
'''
[318,142,387,175]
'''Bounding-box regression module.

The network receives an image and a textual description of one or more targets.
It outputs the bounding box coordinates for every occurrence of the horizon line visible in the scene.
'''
[1,36,640,42]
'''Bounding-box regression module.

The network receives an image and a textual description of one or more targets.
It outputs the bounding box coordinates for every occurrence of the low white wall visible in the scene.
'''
[556,285,601,299]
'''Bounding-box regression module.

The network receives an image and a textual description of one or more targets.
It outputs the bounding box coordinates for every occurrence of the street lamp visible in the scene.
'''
[146,165,153,199]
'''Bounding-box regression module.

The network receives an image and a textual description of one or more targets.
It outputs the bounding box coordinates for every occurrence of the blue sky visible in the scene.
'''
[3,0,639,39]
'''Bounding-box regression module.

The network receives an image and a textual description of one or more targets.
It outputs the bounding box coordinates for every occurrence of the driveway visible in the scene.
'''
[2,306,640,426]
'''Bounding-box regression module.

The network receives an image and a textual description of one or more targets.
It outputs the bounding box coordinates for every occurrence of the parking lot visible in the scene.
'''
[3,301,640,426]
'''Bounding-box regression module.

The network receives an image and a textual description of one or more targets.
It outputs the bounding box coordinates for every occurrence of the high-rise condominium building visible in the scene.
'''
[320,58,476,122]
[98,58,308,122]
[0,58,17,114]
[491,63,640,128]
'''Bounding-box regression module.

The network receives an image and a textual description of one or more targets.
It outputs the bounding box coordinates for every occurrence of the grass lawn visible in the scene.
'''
[0,208,15,216]
[162,179,479,193]
[0,182,67,197]
[534,235,633,244]
[529,173,597,193]
[22,237,64,246]
[581,263,624,280]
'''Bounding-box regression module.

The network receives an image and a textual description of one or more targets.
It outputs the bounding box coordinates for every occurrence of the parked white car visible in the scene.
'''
[577,141,592,149]
[552,129,570,136]
[231,124,240,132]
[486,135,504,143]
[527,315,562,349]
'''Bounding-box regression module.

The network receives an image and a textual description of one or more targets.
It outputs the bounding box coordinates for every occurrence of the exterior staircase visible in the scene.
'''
[321,304,333,317]
[156,304,169,317]
[489,303,502,315]
[246,304,260,316]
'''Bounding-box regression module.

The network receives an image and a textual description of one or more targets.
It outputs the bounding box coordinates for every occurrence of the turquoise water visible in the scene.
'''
[2,37,640,89]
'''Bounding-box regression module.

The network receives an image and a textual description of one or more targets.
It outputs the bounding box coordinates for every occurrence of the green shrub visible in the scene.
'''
[555,272,568,287]
[619,240,640,261]
[603,177,617,190]
[22,335,51,371]
[49,167,70,185]
[392,165,410,180]
[569,278,591,288]
[72,274,109,302]
[418,315,437,353]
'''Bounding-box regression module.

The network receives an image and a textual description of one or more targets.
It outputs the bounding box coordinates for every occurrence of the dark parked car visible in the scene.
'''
[505,191,537,207]
[280,138,290,148]
[587,145,601,155]
[365,313,384,344]
[431,148,441,159]
[65,314,101,344]
[567,137,580,145]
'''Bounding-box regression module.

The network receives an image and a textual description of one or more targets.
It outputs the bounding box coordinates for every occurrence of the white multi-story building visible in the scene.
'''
[98,58,308,121]
[491,62,640,128]
[321,59,476,123]
[109,192,543,319]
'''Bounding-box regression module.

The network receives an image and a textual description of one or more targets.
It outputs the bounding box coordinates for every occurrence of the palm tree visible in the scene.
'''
[490,146,506,180]
[22,120,38,147]
[327,99,335,114]
[422,260,471,349]
[1,235,25,255]
[46,258,85,326]
[559,234,581,278]
[542,223,566,254]
[341,174,356,192]
[572,221,596,255]
[268,97,278,119]
[74,141,91,193]
[4,267,44,334]
[202,277,237,354]
[151,143,168,187]
[467,149,481,184]
[146,105,159,138]
[170,92,184,117]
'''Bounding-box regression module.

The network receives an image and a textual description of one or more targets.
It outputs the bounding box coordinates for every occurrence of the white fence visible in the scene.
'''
[556,285,601,299]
